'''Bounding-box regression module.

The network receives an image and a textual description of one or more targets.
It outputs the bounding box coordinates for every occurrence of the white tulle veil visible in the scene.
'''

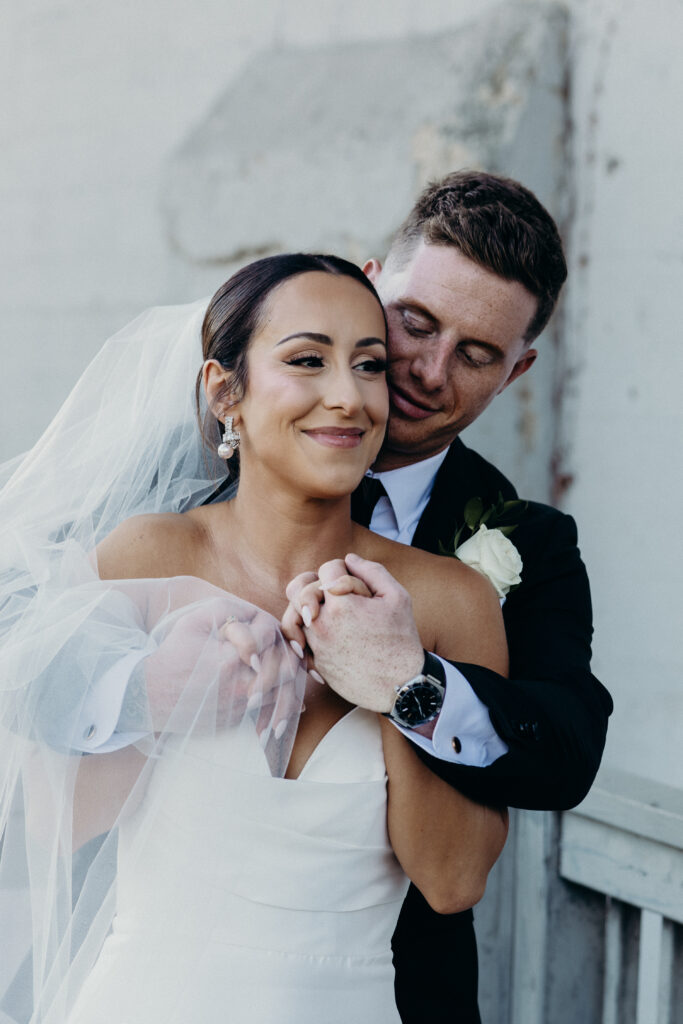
[0,301,306,1022]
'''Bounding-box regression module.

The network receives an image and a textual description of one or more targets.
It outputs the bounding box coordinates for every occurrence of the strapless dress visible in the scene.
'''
[67,707,409,1023]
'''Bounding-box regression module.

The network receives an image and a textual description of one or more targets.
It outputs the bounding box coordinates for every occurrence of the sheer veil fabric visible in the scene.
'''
[0,303,306,1023]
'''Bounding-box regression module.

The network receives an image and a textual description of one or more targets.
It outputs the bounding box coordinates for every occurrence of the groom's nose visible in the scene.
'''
[409,339,452,393]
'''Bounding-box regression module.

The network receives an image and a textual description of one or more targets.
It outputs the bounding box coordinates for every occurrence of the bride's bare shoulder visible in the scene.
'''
[359,530,478,597]
[358,530,502,648]
[95,510,208,581]
[357,530,507,672]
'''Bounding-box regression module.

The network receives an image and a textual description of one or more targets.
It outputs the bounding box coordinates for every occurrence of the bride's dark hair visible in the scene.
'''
[195,253,387,467]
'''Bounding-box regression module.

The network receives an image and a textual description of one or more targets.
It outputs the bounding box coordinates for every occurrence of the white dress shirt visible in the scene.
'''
[74,452,507,765]
[366,452,508,767]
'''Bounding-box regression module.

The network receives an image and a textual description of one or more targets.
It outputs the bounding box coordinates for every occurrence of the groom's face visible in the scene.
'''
[366,242,539,471]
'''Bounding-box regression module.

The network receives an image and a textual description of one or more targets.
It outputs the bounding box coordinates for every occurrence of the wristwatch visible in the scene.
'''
[385,651,446,729]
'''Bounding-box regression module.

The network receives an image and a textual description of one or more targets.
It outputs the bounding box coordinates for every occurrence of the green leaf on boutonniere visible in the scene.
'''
[441,494,528,557]
[452,523,467,549]
[439,522,466,556]
[464,497,484,531]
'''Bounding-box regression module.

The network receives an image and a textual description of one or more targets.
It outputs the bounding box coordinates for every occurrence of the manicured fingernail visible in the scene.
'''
[310,670,325,685]
[274,718,288,741]
[301,703,307,713]
[290,640,305,660]
[259,729,269,749]
[250,654,261,673]
[302,606,312,628]
[247,692,261,712]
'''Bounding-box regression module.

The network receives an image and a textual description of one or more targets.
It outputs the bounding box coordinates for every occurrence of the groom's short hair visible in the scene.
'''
[386,170,567,342]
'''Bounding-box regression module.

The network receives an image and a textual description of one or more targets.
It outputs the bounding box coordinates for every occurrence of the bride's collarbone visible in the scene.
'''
[183,518,282,613]
[206,568,290,619]
[188,512,299,611]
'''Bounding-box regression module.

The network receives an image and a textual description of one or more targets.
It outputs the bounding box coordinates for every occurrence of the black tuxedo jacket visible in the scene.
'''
[384,437,613,1023]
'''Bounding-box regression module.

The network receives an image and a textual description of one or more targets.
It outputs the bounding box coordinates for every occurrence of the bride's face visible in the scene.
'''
[228,271,388,499]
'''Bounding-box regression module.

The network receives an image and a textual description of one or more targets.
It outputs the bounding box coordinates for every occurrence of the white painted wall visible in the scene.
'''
[561,0,683,788]
[1,0,680,789]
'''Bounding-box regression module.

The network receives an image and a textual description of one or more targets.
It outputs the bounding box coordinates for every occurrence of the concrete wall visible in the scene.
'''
[561,0,683,789]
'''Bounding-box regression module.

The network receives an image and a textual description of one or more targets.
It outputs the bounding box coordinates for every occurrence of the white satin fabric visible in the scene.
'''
[66,708,408,1024]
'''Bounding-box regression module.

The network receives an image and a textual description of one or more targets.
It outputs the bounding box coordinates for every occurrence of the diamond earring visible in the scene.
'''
[217,417,240,459]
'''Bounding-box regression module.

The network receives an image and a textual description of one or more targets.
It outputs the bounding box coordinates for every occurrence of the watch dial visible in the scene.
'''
[396,682,442,725]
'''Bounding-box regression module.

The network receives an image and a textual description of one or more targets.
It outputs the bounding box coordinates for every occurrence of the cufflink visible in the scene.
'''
[451,736,462,754]
[83,724,96,741]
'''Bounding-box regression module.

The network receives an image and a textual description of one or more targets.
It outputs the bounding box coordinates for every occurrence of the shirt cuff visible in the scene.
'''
[72,650,150,753]
[392,657,508,766]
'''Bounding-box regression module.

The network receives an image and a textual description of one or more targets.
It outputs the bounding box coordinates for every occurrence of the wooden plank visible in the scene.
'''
[636,909,662,1024]
[570,768,683,850]
[602,898,622,1024]
[509,810,553,1024]
[657,918,674,1024]
[560,815,683,924]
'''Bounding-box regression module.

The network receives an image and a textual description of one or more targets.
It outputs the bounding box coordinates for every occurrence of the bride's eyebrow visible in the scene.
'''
[276,332,386,349]
[276,332,332,346]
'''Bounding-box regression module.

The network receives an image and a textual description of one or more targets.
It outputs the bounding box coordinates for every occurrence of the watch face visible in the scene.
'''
[395,680,443,727]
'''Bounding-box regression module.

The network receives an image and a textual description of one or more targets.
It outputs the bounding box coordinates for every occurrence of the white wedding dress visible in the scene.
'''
[66,706,409,1024]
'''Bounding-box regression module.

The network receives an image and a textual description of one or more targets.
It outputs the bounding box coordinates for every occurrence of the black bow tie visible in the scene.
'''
[351,477,388,528]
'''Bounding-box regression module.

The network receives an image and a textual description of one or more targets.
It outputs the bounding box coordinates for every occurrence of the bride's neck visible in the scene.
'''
[216,470,357,586]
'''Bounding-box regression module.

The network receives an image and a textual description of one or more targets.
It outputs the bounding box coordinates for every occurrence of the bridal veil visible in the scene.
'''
[0,301,306,1022]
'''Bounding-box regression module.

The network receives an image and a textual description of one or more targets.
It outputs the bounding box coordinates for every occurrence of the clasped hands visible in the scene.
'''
[280,553,424,714]
[138,556,424,738]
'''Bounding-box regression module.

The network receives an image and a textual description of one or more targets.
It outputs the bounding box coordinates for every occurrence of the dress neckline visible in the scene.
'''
[284,706,362,782]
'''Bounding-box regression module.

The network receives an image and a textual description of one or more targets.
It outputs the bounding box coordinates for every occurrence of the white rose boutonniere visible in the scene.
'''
[440,494,526,599]
[455,524,523,598]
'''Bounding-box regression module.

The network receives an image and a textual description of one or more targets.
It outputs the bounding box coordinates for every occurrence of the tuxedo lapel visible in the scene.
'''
[411,438,518,555]
[411,440,470,555]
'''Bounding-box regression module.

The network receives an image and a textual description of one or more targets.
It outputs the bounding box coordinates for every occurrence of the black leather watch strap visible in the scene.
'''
[422,650,447,686]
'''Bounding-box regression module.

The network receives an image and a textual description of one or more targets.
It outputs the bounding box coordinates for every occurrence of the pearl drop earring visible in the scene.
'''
[217,417,240,459]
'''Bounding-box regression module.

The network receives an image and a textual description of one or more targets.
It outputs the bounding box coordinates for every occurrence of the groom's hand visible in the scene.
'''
[282,561,372,653]
[287,553,424,713]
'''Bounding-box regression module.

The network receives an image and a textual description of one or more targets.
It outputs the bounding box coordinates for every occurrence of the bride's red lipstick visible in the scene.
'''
[303,427,365,449]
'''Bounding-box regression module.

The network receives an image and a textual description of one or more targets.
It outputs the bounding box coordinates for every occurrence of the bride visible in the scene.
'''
[0,253,507,1024]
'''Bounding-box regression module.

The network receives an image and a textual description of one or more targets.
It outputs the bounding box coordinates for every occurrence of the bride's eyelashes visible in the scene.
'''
[353,357,387,374]
[284,353,387,374]
[285,353,326,368]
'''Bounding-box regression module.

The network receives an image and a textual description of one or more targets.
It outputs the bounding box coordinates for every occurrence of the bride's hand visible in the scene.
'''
[220,608,305,739]
[141,601,303,734]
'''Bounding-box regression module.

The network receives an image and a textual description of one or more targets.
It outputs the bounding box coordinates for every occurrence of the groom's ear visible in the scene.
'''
[498,348,538,394]
[362,259,382,284]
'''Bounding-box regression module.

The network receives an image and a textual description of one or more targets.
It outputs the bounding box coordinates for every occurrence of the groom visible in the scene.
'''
[283,171,613,1023]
